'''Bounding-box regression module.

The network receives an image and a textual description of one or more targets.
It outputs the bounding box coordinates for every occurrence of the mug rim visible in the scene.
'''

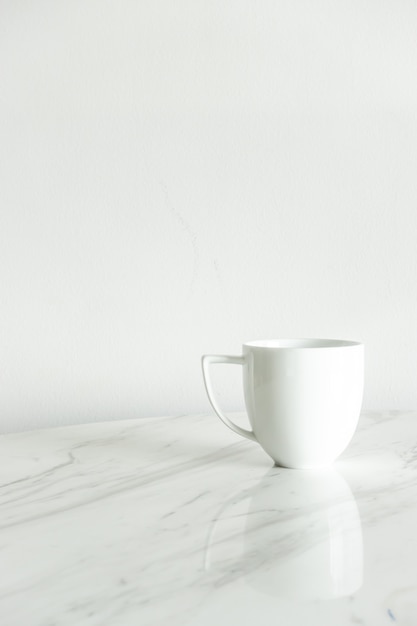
[243,338,363,350]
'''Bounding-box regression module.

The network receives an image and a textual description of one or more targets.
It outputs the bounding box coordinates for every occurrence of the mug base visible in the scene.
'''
[274,460,336,470]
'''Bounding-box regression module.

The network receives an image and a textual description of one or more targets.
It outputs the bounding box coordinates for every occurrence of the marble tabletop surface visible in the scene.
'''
[1,410,417,625]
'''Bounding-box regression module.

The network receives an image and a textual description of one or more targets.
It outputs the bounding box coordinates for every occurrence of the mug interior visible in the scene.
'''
[244,339,361,349]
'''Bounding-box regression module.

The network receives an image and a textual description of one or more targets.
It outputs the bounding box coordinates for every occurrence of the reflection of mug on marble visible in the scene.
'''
[205,469,363,601]
[202,339,364,468]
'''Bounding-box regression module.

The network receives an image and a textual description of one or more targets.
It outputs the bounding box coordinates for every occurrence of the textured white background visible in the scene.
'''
[1,0,417,432]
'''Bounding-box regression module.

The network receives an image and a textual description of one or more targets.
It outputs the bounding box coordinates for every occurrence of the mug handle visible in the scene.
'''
[201,354,256,442]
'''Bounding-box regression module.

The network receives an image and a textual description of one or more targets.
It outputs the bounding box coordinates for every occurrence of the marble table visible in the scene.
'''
[1,411,417,625]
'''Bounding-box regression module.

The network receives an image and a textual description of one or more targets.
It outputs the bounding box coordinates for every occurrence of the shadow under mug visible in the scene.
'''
[202,339,364,468]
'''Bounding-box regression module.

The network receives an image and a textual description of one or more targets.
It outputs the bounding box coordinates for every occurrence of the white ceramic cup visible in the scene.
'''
[202,339,364,468]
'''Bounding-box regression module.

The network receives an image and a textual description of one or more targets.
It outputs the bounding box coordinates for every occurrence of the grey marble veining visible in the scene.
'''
[1,411,417,625]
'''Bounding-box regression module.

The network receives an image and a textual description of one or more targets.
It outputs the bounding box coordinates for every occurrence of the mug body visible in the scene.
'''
[242,339,364,468]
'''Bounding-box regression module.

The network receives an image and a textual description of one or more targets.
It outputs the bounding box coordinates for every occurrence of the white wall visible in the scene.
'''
[1,0,417,432]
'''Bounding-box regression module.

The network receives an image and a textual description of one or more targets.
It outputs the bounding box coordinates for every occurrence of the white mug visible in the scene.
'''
[202,339,364,468]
